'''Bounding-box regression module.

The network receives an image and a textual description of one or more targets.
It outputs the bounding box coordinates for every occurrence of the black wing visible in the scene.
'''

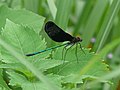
[45,21,74,42]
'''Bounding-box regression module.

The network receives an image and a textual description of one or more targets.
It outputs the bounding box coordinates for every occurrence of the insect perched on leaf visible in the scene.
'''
[26,21,85,62]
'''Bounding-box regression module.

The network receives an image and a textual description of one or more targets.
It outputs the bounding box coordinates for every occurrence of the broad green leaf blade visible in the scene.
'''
[0,68,10,90]
[33,59,64,72]
[0,5,45,33]
[63,74,109,84]
[84,38,120,89]
[1,19,48,63]
[79,38,120,81]
[0,19,62,90]
[0,31,60,90]
[0,59,64,76]
[49,46,108,83]
[0,63,32,77]
[7,71,61,90]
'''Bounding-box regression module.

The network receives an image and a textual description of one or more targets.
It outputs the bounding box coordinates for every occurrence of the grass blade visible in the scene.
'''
[55,0,73,30]
[47,0,57,19]
[93,0,120,52]
[82,0,108,47]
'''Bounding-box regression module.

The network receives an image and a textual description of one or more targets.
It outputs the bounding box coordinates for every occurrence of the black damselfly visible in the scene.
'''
[26,21,85,61]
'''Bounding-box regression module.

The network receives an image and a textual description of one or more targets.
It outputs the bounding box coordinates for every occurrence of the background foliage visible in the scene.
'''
[0,0,120,90]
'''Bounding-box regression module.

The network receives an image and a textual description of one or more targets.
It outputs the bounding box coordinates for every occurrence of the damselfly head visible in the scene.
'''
[76,37,82,42]
[70,37,82,44]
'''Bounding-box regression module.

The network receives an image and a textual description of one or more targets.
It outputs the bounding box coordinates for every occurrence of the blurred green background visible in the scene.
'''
[0,0,120,90]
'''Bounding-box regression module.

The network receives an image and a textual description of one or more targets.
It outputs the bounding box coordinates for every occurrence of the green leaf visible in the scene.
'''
[0,59,64,77]
[0,21,60,90]
[0,19,62,90]
[7,71,62,90]
[33,59,64,72]
[49,46,109,83]
[1,19,48,63]
[63,74,109,84]
[79,38,120,86]
[0,19,56,78]
[0,63,32,77]
[0,68,11,90]
[0,5,45,33]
